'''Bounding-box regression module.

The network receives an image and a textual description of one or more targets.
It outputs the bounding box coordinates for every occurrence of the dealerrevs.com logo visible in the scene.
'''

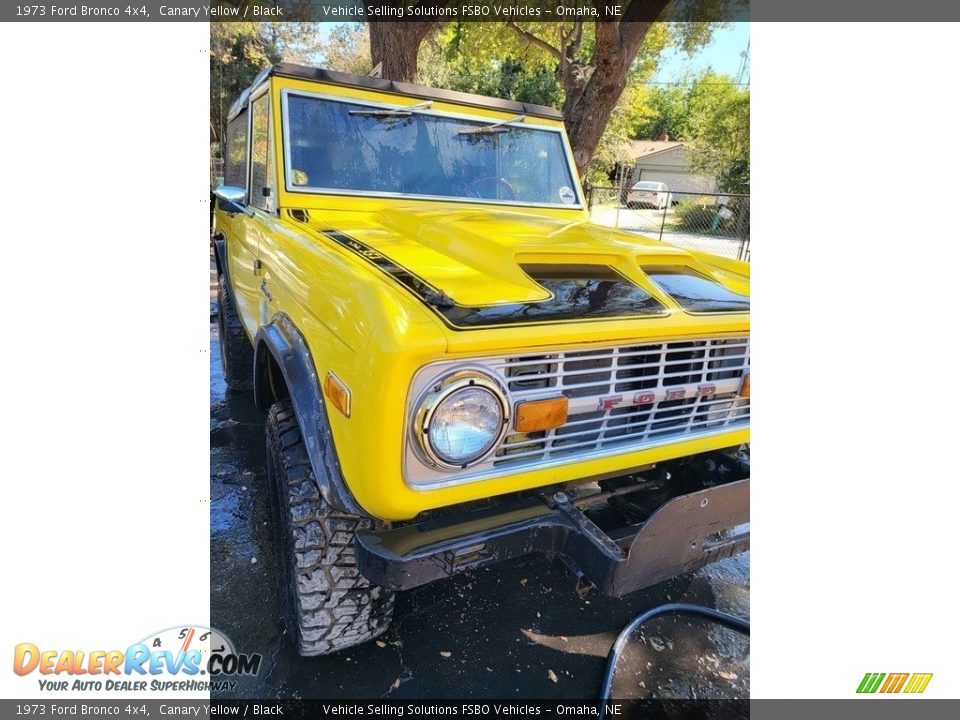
[13,625,261,693]
[857,672,933,694]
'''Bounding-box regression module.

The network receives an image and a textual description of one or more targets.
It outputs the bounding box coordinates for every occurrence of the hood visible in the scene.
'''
[289,205,749,329]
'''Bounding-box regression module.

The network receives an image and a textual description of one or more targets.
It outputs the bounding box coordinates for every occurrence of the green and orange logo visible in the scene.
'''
[857,672,933,694]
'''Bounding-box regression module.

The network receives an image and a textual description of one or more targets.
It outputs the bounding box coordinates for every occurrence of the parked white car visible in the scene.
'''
[626,181,672,209]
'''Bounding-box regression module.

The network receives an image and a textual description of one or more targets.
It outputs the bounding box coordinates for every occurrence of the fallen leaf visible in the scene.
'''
[440,651,452,658]
[520,579,528,586]
[719,671,738,681]
[547,669,558,683]
[376,641,386,648]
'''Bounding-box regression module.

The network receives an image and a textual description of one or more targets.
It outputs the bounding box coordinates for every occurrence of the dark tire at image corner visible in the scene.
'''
[265,399,395,655]
[217,275,254,391]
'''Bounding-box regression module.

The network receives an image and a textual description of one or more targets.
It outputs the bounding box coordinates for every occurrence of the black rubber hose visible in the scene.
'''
[598,602,750,718]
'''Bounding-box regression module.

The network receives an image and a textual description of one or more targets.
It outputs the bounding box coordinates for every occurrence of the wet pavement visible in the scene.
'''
[210,298,750,701]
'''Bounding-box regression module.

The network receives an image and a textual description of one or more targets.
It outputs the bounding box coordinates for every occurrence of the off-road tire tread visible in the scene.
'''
[266,400,394,655]
[217,274,254,391]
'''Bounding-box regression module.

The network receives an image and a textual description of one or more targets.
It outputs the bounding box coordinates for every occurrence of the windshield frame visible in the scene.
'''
[279,87,585,210]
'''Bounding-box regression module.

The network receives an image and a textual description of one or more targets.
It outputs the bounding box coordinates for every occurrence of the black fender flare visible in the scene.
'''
[253,313,367,517]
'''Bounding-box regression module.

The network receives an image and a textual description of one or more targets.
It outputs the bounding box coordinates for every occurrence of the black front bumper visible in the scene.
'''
[356,478,749,597]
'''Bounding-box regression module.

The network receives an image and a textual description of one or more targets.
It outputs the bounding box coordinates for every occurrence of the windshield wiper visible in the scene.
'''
[348,101,433,118]
[458,114,527,135]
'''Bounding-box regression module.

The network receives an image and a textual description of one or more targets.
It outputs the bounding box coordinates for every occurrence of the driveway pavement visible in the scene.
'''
[589,206,747,260]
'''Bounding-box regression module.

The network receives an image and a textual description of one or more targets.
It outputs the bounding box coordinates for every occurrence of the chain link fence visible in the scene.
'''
[587,186,750,262]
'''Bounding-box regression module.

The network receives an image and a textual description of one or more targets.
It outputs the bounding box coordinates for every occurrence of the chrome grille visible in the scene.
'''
[403,336,749,488]
[491,337,749,468]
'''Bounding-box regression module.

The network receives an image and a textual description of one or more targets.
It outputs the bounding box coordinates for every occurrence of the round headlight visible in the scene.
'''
[416,373,509,469]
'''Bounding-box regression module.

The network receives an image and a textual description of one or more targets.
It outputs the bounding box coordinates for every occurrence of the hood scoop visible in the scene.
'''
[643,266,749,313]
[288,204,749,328]
[426,262,669,330]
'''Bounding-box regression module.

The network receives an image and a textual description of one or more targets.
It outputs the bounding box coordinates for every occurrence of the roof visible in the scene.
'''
[624,140,686,160]
[228,63,565,122]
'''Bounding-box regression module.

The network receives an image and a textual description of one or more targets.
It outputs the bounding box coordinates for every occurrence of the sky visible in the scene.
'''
[651,22,750,85]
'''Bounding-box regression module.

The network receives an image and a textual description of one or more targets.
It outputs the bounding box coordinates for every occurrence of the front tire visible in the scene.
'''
[217,275,254,391]
[265,400,395,655]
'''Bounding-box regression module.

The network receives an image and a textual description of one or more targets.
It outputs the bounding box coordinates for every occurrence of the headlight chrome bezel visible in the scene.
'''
[413,368,511,470]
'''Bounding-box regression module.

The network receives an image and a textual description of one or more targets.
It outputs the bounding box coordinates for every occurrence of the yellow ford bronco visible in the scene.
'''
[213,64,750,656]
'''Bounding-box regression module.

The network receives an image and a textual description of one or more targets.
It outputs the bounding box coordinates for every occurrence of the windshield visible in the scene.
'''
[284,93,580,206]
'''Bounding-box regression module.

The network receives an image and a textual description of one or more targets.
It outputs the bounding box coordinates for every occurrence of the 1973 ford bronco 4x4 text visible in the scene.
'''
[213,64,750,655]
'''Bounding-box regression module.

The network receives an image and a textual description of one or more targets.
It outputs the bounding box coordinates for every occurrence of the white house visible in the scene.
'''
[627,139,717,195]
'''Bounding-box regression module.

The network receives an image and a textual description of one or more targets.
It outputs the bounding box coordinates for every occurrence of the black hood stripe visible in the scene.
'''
[321,230,671,331]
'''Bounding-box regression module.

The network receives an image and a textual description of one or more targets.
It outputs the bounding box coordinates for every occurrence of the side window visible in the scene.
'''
[249,94,275,212]
[223,110,248,190]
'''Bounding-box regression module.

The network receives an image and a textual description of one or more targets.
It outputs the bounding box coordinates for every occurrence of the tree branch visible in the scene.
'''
[619,0,672,48]
[558,20,584,63]
[558,22,574,53]
[506,21,563,61]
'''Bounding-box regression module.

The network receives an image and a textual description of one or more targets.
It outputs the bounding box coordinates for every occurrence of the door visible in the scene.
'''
[217,106,260,339]
[245,89,279,330]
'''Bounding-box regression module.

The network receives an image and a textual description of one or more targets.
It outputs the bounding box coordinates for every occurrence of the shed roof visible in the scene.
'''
[624,140,686,160]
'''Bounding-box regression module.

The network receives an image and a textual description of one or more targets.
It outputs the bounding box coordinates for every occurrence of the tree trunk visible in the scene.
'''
[563,0,671,175]
[563,39,645,175]
[369,5,447,83]
[369,23,425,82]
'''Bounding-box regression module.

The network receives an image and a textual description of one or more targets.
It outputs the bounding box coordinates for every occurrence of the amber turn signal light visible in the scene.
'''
[739,373,750,399]
[514,396,569,433]
[324,371,351,418]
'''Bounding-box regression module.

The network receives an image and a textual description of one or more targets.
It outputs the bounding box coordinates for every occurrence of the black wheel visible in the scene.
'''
[265,400,395,655]
[216,275,254,391]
